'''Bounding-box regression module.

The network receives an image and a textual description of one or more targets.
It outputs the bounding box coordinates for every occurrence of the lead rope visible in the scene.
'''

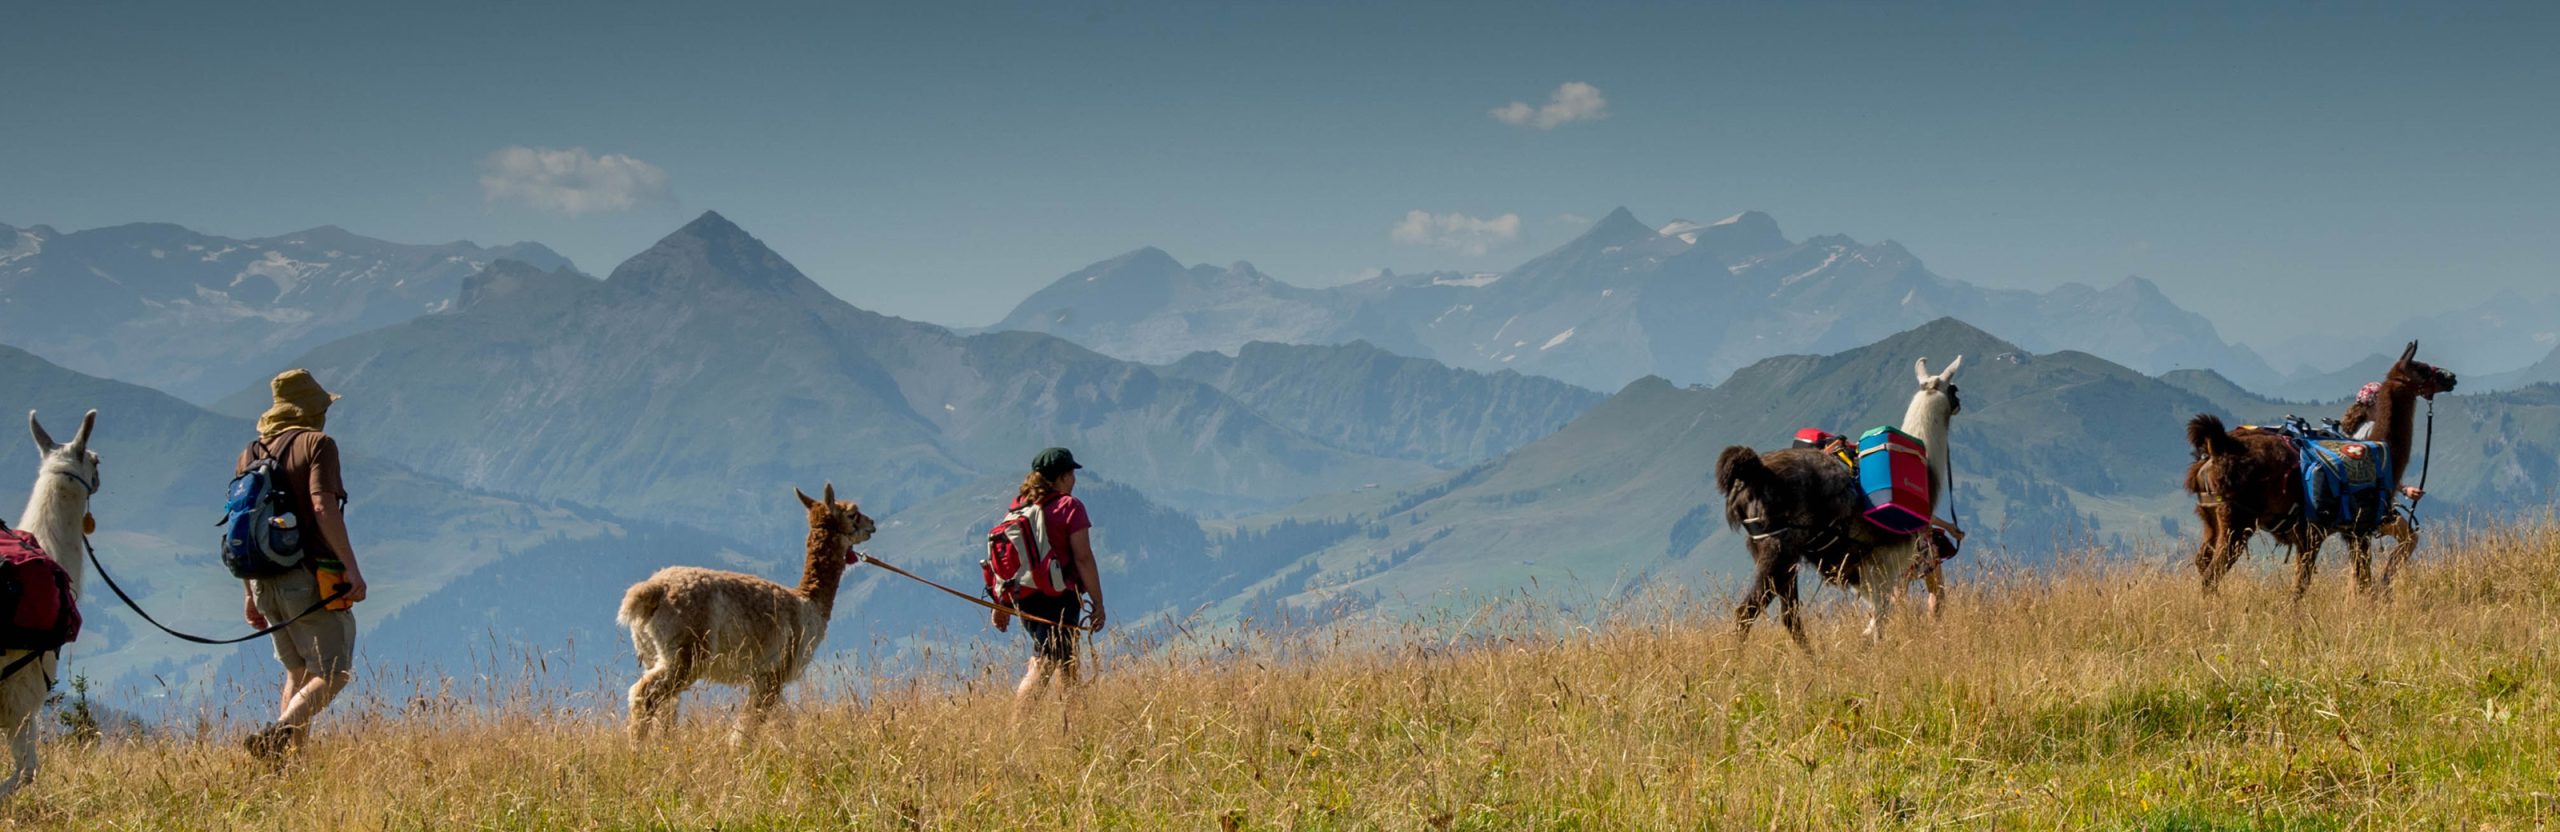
[855,553,1094,631]
[2414,398,2435,505]
[84,536,347,645]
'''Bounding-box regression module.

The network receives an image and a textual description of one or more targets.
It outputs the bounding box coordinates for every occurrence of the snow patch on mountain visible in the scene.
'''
[1,230,43,267]
[1541,328,1576,350]
[1433,272,1503,287]
[1783,250,1844,285]
[236,250,321,294]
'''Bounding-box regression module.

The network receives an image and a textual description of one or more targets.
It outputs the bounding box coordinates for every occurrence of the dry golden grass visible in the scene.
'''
[10,520,2560,830]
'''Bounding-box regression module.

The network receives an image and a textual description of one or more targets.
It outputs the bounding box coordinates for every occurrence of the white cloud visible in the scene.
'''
[1391,210,1522,257]
[1555,212,1594,227]
[1490,82,1610,129]
[479,146,673,217]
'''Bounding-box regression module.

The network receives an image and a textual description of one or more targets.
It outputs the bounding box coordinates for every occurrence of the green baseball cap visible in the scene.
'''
[1031,447,1083,474]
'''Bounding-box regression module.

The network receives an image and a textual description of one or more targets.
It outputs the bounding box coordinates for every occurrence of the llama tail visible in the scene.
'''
[618,581,667,668]
[2186,413,2245,459]
[617,581,666,631]
[1715,446,1776,532]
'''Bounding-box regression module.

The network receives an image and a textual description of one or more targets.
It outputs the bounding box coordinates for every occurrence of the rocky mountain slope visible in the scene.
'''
[1161,340,1604,467]
[0,221,572,403]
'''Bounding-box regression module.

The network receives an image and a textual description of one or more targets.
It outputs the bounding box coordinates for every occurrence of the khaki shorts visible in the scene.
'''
[249,568,357,678]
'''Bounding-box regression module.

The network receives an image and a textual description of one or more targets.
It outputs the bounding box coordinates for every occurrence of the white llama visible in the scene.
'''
[617,483,875,746]
[1856,356,1962,639]
[2,411,99,801]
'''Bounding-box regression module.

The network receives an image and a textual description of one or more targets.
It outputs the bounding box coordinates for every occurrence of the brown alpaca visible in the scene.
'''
[2185,341,2457,597]
[617,483,876,745]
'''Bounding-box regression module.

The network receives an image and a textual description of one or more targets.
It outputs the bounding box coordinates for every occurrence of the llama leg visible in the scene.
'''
[2291,536,2321,601]
[2191,507,2223,588]
[732,672,786,749]
[627,660,693,744]
[1859,579,1892,642]
[1774,573,1810,653]
[0,675,39,801]
[1732,567,1782,643]
[1923,566,1946,620]
[2201,512,2249,595]
[2348,535,2376,596]
[2378,518,2419,597]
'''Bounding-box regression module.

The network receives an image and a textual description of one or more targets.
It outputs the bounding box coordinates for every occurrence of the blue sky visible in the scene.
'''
[5,0,2554,348]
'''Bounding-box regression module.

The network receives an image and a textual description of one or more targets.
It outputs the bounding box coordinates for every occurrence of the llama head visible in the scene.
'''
[29,409,103,497]
[2387,341,2459,401]
[795,482,877,546]
[1911,356,1964,416]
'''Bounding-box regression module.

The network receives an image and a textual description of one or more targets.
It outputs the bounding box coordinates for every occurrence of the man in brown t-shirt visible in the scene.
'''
[237,369,368,759]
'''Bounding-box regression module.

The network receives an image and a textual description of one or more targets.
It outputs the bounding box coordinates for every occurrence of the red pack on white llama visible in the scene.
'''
[982,504,1073,602]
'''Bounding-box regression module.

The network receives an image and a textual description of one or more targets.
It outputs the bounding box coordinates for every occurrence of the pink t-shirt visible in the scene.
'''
[1013,488,1095,540]
[1011,494,1091,586]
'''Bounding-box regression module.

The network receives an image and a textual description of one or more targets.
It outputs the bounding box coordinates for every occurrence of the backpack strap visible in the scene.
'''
[0,649,51,688]
[248,428,308,464]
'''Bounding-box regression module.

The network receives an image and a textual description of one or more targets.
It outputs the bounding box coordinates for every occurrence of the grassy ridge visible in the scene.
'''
[12,522,2560,830]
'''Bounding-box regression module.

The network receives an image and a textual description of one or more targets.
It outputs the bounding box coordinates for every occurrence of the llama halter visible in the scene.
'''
[51,469,95,496]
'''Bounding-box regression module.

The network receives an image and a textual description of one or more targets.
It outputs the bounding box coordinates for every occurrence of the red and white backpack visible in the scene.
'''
[981,502,1073,604]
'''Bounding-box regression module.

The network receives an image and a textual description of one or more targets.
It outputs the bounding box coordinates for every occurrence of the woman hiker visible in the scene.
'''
[991,447,1107,701]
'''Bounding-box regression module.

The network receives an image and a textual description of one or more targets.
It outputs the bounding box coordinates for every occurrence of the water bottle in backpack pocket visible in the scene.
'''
[219,455,305,578]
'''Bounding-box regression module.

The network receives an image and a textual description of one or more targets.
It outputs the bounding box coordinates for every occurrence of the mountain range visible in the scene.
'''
[0,221,573,403]
[10,209,2558,703]
[994,208,2282,393]
[206,212,1612,545]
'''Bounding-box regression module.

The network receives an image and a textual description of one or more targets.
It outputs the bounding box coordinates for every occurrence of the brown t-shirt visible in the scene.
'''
[234,429,348,563]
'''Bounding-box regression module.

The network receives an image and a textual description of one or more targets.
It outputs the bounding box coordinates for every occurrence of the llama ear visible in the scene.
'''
[1940,355,1963,381]
[822,481,836,506]
[68,409,96,451]
[795,487,817,509]
[29,412,56,454]
[1914,358,1933,384]
[2398,341,2420,364]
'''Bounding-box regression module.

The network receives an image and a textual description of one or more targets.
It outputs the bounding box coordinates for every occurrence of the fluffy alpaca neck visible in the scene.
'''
[796,526,848,621]
[1901,391,1954,498]
[18,466,90,600]
[2370,382,2421,484]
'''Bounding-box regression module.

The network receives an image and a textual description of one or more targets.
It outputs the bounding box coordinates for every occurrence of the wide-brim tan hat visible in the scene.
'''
[258,369,341,436]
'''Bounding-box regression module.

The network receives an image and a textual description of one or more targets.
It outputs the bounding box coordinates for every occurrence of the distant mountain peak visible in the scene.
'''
[674,210,747,242]
[1585,206,1654,241]
[1884,317,2022,357]
[1098,246,1184,272]
[607,210,828,299]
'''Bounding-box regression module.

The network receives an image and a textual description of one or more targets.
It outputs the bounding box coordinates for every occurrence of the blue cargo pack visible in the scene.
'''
[2278,417,2395,532]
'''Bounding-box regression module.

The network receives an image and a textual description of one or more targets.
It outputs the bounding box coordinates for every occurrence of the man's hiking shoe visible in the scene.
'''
[242,723,302,760]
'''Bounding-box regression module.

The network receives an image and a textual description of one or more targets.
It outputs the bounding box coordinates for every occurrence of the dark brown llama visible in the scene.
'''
[1716,357,1963,650]
[2185,341,2456,597]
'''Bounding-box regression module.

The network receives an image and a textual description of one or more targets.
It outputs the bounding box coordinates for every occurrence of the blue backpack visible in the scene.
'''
[219,434,307,578]
[2278,417,2395,532]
